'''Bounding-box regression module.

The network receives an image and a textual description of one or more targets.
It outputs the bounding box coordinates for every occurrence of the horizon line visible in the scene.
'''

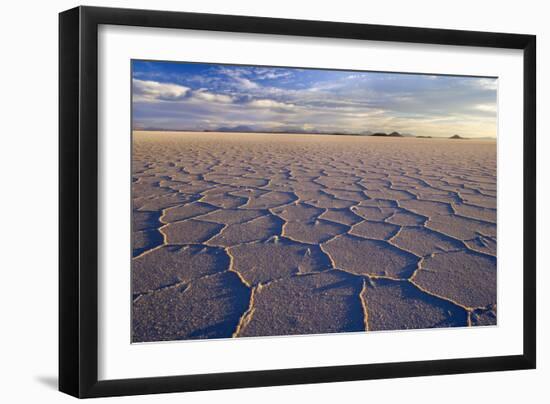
[132,129,496,139]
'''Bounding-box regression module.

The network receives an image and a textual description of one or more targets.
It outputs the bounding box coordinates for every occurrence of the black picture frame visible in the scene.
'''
[59,6,536,398]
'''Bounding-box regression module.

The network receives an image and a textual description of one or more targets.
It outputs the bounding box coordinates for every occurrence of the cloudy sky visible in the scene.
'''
[132,60,497,138]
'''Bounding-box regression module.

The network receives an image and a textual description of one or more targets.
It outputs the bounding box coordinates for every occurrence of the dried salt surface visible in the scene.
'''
[228,238,332,286]
[391,227,464,257]
[350,220,400,240]
[132,245,229,295]
[398,199,453,217]
[197,208,267,225]
[133,210,162,231]
[362,278,468,330]
[131,132,497,341]
[133,272,250,342]
[134,192,195,211]
[243,191,297,209]
[272,203,324,222]
[351,206,396,222]
[133,229,163,257]
[296,190,356,209]
[427,214,496,240]
[386,209,427,226]
[452,202,497,223]
[465,235,497,256]
[238,271,365,337]
[323,234,418,278]
[207,215,284,247]
[161,202,217,223]
[323,189,367,202]
[471,305,497,326]
[319,208,364,226]
[199,192,247,209]
[283,219,349,244]
[162,219,223,244]
[413,250,497,309]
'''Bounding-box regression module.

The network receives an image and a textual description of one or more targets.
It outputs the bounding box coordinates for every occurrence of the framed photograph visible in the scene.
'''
[59,6,536,398]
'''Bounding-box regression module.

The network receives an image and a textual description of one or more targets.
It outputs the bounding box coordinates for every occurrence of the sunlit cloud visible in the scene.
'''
[132,79,190,102]
[248,99,296,111]
[474,103,498,113]
[192,88,234,104]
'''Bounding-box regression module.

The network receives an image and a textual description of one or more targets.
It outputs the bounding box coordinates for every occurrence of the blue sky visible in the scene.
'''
[132,60,497,138]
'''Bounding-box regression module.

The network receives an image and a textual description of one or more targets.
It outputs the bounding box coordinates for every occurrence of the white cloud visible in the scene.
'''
[217,67,260,89]
[133,79,238,105]
[474,103,497,113]
[248,99,295,110]
[192,89,234,103]
[132,79,189,102]
[254,69,292,80]
[235,76,259,89]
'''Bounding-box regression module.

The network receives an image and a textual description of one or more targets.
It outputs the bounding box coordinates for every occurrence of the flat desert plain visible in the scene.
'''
[132,131,497,342]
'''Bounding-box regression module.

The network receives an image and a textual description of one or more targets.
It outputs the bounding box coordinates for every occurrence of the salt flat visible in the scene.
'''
[131,131,497,342]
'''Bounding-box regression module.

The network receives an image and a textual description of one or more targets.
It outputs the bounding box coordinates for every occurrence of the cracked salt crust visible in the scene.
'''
[131,131,497,342]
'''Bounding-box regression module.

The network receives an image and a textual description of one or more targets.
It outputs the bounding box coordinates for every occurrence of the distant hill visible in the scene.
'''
[215,125,255,132]
[371,131,404,137]
[416,135,432,138]
[449,134,465,139]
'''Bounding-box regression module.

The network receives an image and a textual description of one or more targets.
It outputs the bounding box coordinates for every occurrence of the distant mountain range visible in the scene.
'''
[210,125,367,135]
[208,127,417,137]
[213,125,255,132]
[135,126,495,140]
[370,131,413,137]
[448,134,497,140]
